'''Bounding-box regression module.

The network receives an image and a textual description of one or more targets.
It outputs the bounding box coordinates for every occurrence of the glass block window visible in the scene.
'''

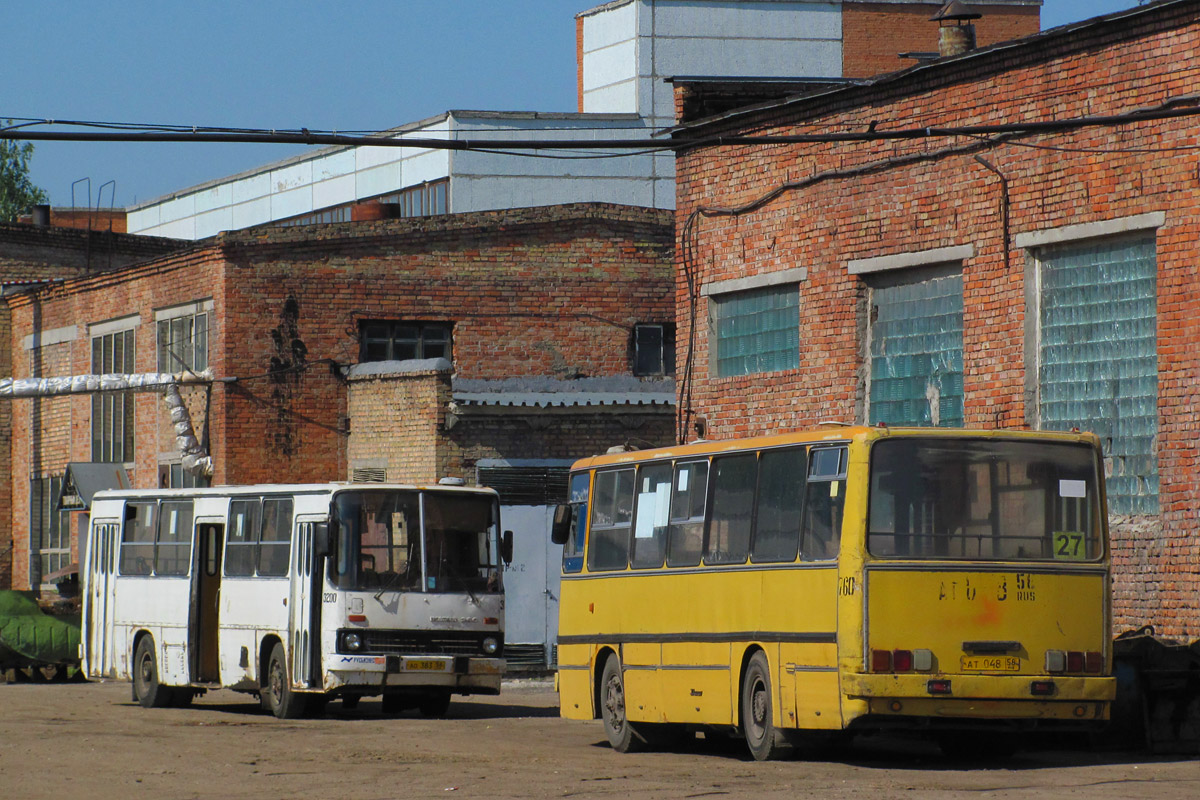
[29,475,71,587]
[91,328,135,463]
[711,285,799,377]
[868,270,964,427]
[1038,234,1158,515]
[157,312,208,373]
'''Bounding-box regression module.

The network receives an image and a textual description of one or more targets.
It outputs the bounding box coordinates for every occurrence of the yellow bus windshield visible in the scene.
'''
[867,437,1102,562]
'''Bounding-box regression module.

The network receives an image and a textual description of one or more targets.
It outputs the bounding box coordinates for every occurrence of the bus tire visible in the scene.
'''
[133,636,174,709]
[263,641,308,720]
[418,690,451,718]
[741,651,792,761]
[600,657,643,753]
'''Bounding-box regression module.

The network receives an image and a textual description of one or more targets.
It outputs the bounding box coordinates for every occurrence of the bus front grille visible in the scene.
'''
[361,630,502,657]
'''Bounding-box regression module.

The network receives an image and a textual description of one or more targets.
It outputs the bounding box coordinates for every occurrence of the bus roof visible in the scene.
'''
[569,426,1102,471]
[89,481,501,502]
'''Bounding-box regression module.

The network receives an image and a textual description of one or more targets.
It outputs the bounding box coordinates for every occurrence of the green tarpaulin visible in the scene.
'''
[0,591,80,667]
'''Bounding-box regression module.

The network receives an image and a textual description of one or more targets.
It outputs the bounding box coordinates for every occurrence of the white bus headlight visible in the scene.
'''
[342,632,363,652]
[482,637,499,655]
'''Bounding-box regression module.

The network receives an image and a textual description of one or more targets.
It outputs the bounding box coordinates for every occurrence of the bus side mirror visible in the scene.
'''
[501,530,514,565]
[550,504,572,545]
[315,522,334,558]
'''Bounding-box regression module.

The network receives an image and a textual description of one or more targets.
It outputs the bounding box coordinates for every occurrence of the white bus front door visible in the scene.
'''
[189,521,223,683]
[288,521,323,688]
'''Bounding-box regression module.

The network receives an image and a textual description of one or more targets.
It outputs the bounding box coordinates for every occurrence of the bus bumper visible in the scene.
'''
[324,655,506,694]
[843,673,1115,724]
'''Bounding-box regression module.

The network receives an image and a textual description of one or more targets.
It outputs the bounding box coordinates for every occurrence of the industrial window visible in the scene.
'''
[158,462,210,490]
[378,179,449,217]
[157,312,208,373]
[29,476,71,588]
[274,205,353,227]
[1037,234,1158,515]
[359,320,452,363]
[867,266,964,427]
[711,284,799,377]
[632,323,676,376]
[91,328,135,463]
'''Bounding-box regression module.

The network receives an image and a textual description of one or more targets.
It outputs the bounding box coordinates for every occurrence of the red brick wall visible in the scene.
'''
[674,4,1200,636]
[4,203,674,588]
[842,3,1041,79]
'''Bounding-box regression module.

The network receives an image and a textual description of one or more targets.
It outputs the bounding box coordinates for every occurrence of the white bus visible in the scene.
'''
[81,482,510,718]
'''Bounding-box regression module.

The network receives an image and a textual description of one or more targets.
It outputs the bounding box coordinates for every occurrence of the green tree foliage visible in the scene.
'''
[1,122,49,222]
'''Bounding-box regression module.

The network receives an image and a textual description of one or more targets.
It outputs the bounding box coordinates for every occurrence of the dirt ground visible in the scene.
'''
[0,678,1196,800]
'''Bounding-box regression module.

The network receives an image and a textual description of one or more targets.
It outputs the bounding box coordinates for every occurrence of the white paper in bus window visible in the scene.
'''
[1059,479,1087,498]
[635,484,671,539]
[169,508,179,535]
[677,469,689,492]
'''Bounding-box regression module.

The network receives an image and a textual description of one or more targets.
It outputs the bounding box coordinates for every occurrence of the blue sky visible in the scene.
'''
[4,1,1144,207]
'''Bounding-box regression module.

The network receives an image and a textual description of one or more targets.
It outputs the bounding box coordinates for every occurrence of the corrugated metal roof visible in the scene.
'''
[453,391,674,408]
[450,375,675,408]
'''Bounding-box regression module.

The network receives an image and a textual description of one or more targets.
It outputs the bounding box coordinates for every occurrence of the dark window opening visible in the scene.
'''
[633,323,676,376]
[359,320,452,363]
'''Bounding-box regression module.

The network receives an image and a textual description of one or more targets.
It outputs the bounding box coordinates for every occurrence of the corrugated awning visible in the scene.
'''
[58,462,132,511]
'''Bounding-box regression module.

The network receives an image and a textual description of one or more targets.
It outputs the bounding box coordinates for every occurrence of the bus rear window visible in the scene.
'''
[867,438,1102,562]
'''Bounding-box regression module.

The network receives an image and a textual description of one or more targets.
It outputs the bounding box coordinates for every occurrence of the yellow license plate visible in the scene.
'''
[961,655,1021,672]
[406,660,447,671]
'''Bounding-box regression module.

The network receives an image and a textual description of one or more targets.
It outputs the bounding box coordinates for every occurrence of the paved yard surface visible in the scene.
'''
[0,678,1196,799]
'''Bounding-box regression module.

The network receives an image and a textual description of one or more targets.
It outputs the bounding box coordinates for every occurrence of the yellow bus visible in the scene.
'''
[552,426,1116,760]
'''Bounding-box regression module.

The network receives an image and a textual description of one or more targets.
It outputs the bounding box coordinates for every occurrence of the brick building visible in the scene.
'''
[3,203,675,600]
[0,222,186,589]
[671,0,1200,636]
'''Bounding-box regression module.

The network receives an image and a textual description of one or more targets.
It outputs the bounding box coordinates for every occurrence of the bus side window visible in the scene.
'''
[588,469,635,571]
[801,447,847,561]
[667,460,708,567]
[562,473,590,574]
[120,502,156,575]
[630,463,672,569]
[226,499,260,576]
[751,447,806,563]
[155,500,193,576]
[259,498,293,576]
[705,454,757,565]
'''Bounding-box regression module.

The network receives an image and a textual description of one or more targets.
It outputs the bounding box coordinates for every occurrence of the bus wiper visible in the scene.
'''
[373,558,413,601]
[441,558,482,607]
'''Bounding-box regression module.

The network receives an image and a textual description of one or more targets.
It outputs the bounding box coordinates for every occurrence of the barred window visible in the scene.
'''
[91,328,135,463]
[29,476,71,588]
[157,312,208,373]
[360,320,452,362]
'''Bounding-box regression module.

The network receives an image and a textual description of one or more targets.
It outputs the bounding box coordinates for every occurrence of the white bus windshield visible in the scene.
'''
[867,438,1102,561]
[331,490,501,592]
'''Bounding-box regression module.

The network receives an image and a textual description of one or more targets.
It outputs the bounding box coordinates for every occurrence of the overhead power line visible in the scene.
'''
[3,98,1200,152]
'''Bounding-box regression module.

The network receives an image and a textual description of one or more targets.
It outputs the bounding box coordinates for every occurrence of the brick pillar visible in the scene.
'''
[345,363,455,485]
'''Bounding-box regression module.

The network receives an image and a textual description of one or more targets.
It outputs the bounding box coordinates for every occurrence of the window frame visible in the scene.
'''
[359,320,453,363]
[708,283,801,378]
[90,325,136,464]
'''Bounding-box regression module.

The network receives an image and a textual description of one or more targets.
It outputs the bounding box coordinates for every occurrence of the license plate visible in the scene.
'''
[961,655,1021,672]
[405,659,448,671]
